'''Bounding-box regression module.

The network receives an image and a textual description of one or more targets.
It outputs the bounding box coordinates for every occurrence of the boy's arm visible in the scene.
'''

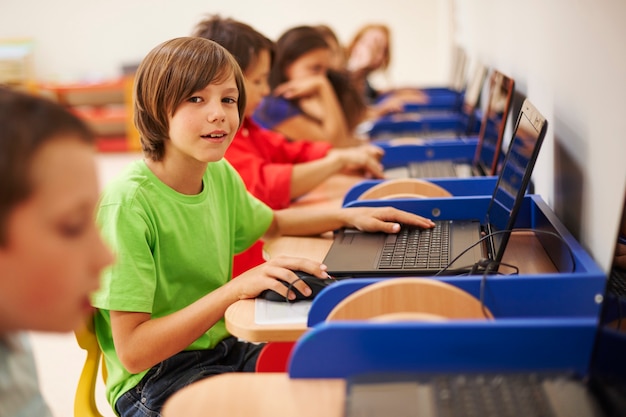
[290,145,385,198]
[110,282,240,374]
[263,206,435,240]
[110,252,330,374]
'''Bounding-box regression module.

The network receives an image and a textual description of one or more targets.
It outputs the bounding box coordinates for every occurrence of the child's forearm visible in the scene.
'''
[266,206,436,241]
[290,154,345,198]
[110,283,241,374]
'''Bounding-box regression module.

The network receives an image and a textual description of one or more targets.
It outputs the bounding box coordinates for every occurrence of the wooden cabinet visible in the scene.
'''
[0,38,36,92]
[39,76,140,152]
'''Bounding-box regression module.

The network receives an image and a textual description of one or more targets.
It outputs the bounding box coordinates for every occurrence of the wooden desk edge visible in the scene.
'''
[162,373,345,417]
[225,299,308,342]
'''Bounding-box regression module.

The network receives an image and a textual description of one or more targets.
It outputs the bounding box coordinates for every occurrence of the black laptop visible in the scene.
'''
[384,70,515,180]
[323,98,547,277]
[344,192,626,417]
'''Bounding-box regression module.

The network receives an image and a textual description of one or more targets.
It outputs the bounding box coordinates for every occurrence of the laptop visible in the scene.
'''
[604,189,626,316]
[344,193,626,417]
[368,63,488,139]
[345,355,626,417]
[384,70,515,180]
[323,98,547,277]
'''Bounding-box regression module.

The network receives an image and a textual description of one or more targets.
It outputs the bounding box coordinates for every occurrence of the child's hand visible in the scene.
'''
[327,145,385,178]
[232,256,330,301]
[372,96,406,117]
[341,206,436,234]
[273,75,329,100]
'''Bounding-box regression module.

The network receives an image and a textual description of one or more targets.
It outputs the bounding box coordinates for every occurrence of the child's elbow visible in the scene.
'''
[117,349,152,374]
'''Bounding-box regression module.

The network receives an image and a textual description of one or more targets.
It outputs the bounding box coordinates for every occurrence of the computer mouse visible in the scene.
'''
[259,271,333,302]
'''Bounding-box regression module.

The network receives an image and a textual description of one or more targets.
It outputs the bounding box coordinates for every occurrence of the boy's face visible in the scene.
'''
[168,73,240,164]
[244,49,271,117]
[285,47,332,81]
[0,137,113,333]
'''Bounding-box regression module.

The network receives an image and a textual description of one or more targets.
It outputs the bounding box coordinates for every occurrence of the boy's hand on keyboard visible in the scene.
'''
[341,206,435,234]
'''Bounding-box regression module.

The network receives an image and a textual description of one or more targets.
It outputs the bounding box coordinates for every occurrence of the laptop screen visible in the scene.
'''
[485,99,548,264]
[473,71,515,176]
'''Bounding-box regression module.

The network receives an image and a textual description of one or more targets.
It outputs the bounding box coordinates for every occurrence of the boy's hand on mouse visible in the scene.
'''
[327,145,385,178]
[339,206,435,234]
[231,256,330,301]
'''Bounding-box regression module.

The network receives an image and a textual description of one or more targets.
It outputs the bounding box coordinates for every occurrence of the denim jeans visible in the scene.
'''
[115,336,264,417]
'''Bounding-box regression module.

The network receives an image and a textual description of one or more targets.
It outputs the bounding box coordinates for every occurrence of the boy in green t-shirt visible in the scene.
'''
[92,37,435,417]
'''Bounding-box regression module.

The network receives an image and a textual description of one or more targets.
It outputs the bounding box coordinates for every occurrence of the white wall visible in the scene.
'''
[454,0,626,271]
[1,0,451,85]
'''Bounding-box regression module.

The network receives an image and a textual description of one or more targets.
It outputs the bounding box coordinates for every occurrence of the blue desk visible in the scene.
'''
[378,139,480,169]
[368,110,482,139]
[345,194,602,277]
[343,177,498,207]
[282,193,607,379]
[401,90,464,112]
[288,319,598,378]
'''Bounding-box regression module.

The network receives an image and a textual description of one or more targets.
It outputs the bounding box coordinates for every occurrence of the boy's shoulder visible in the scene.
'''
[99,159,151,204]
[99,159,243,206]
[101,159,239,197]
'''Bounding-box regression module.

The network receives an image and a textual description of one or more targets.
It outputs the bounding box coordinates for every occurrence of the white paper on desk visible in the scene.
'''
[254,298,312,325]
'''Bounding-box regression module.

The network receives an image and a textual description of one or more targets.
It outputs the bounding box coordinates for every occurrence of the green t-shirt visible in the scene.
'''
[91,159,273,408]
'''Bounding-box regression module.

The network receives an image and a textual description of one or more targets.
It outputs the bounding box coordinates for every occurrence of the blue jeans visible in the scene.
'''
[115,336,264,417]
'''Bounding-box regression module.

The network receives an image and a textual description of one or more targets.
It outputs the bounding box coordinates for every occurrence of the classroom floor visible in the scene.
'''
[31,151,141,417]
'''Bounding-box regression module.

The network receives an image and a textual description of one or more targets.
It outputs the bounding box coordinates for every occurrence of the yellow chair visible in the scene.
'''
[74,313,107,417]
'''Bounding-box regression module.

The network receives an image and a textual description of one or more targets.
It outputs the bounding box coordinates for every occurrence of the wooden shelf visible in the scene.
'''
[38,77,140,152]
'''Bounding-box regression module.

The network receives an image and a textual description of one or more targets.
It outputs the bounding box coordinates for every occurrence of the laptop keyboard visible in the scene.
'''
[430,373,556,417]
[378,223,450,270]
[608,267,626,297]
[346,372,573,417]
[408,161,457,178]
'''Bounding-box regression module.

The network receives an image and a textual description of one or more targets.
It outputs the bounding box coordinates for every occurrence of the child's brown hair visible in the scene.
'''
[0,87,94,244]
[134,37,247,161]
[192,14,274,75]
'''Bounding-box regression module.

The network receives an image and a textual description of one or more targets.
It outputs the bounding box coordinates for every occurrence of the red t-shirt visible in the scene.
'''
[226,118,331,277]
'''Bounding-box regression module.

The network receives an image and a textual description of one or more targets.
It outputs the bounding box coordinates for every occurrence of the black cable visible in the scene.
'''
[282,274,339,304]
[433,228,576,277]
[478,260,520,319]
[282,276,306,304]
[431,228,575,318]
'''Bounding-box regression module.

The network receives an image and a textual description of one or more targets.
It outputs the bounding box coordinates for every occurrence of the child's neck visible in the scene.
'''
[144,157,206,195]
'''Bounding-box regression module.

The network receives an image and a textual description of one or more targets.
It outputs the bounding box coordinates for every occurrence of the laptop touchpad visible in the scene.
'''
[325,232,386,272]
